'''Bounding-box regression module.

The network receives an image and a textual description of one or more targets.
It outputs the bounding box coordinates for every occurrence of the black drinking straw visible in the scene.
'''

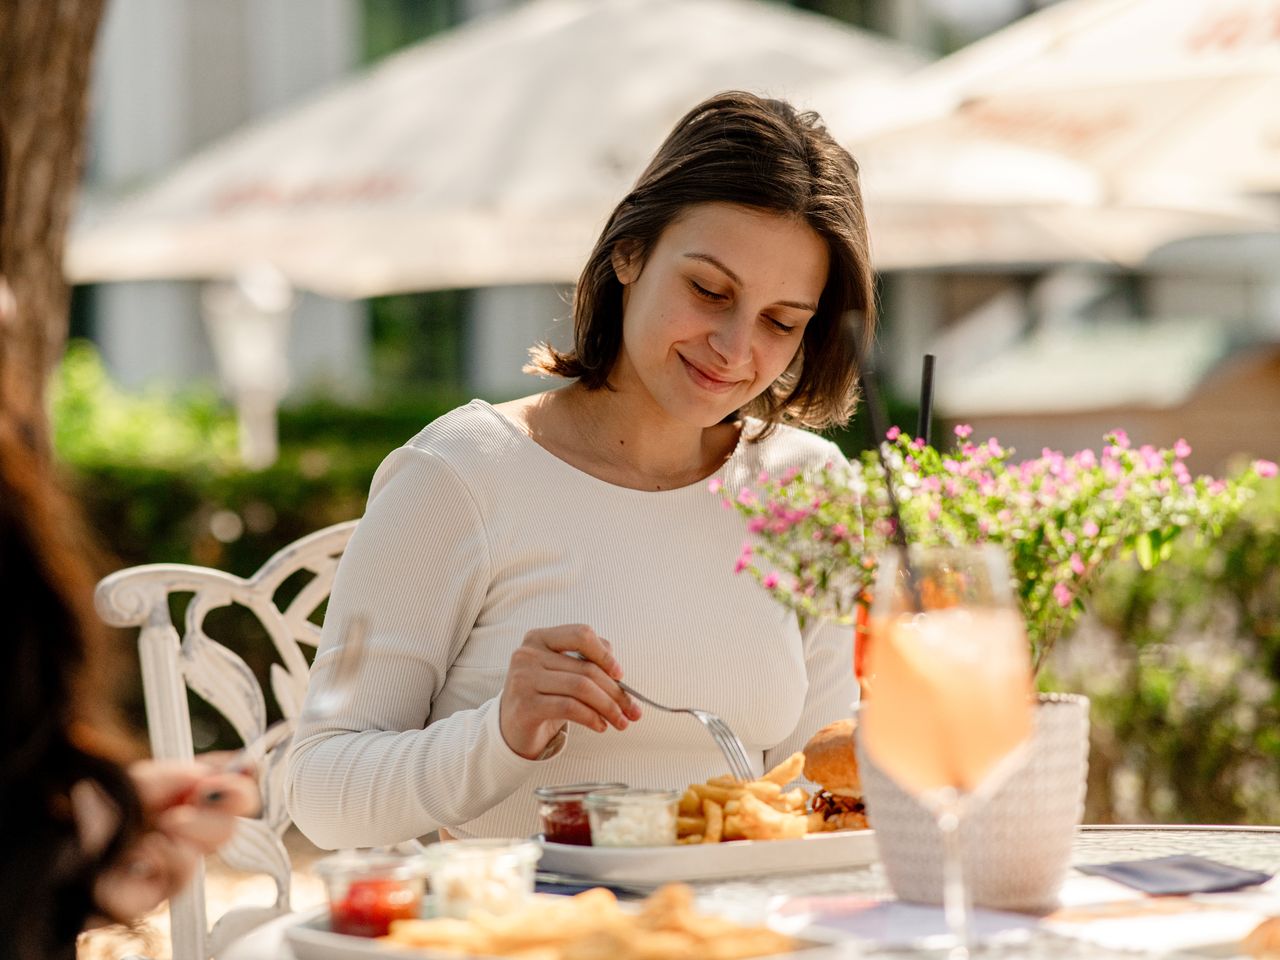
[917,353,936,448]
[848,318,922,609]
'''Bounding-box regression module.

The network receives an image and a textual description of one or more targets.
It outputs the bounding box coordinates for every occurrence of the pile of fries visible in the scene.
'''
[382,884,795,960]
[676,752,827,843]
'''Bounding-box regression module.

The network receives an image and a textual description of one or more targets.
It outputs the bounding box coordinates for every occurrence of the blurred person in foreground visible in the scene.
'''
[0,133,258,954]
[287,90,874,847]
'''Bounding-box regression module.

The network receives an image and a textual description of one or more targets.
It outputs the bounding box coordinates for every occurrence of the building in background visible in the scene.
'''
[83,0,370,399]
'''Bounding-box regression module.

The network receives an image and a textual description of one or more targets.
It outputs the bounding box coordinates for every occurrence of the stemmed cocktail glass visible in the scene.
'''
[859,545,1035,957]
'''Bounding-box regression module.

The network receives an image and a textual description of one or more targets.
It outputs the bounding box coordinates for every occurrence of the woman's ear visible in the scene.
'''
[611,241,642,285]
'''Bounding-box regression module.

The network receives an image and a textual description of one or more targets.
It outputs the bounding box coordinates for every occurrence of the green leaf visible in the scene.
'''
[1136,531,1157,570]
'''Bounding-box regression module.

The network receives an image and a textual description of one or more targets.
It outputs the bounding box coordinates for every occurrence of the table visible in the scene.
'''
[224,826,1280,959]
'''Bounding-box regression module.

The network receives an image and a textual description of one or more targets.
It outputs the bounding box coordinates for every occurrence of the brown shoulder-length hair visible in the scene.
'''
[528,90,876,437]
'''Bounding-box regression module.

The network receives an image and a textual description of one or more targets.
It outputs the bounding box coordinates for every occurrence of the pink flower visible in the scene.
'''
[758,470,771,484]
[831,523,849,539]
[762,572,780,589]
[736,489,757,506]
[885,426,901,441]
[1063,530,1077,546]
[747,517,767,533]
[1111,429,1131,449]
[1053,582,1073,608]
[954,424,973,439]
[1083,520,1100,537]
[734,543,753,574]
[708,478,723,494]
[1070,553,1085,576]
[1174,438,1192,459]
[1256,459,1279,479]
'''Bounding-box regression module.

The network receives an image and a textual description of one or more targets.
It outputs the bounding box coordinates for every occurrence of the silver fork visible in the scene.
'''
[617,679,756,782]
[229,613,369,773]
[563,652,754,781]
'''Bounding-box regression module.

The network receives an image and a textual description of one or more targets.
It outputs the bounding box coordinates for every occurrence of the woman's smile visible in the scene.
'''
[678,353,743,394]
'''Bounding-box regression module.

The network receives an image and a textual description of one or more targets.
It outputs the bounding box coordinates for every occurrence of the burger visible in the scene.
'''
[802,718,869,831]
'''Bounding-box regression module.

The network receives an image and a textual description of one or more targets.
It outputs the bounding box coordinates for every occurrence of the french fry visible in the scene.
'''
[383,883,795,958]
[689,783,741,805]
[742,780,782,802]
[777,787,808,811]
[701,799,724,844]
[737,792,808,840]
[707,774,741,787]
[677,834,703,844]
[760,751,804,785]
[678,788,701,817]
[677,815,706,836]
[722,813,747,841]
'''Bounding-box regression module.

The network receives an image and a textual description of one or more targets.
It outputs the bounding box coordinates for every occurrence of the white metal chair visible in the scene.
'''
[94,520,358,960]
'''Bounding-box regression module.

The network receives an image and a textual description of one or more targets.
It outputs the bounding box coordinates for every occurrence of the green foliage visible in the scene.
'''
[1048,476,1280,824]
[52,341,238,470]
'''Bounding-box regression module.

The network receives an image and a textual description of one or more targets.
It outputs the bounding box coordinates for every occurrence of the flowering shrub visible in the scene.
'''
[721,426,1277,672]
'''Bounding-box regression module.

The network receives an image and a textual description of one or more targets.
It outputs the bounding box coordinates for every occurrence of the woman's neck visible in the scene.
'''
[502,383,740,492]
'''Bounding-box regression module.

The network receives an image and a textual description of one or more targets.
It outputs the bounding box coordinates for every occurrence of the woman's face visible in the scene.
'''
[610,202,829,429]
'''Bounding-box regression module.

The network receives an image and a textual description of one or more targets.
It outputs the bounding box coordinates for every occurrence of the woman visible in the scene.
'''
[286,91,875,848]
[0,412,261,959]
[0,121,258,956]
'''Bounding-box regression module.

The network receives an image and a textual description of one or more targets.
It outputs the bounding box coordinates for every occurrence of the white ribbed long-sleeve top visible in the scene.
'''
[285,400,855,849]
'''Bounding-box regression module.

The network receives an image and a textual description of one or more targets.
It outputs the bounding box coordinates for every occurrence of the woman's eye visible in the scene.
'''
[690,280,727,302]
[765,316,797,334]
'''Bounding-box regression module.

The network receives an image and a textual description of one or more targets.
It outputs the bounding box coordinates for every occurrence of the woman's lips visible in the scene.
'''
[680,355,742,394]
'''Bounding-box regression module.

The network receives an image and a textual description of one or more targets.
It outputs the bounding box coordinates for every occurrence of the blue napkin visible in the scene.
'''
[1076,854,1271,896]
[534,879,647,899]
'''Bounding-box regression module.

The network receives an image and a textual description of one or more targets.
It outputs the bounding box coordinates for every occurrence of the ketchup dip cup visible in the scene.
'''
[313,850,427,938]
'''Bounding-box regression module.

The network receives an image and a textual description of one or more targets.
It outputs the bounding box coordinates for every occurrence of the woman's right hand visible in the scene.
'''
[499,625,643,759]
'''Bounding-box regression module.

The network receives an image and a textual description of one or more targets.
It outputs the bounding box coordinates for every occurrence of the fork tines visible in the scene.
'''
[704,714,754,781]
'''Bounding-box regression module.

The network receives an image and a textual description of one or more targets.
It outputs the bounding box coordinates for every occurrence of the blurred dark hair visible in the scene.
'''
[527,90,876,436]
[0,119,141,960]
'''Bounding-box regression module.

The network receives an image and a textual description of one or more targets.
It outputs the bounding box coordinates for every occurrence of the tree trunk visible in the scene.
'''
[0,0,106,455]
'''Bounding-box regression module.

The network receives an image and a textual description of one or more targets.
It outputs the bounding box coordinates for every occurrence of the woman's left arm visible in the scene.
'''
[762,617,857,773]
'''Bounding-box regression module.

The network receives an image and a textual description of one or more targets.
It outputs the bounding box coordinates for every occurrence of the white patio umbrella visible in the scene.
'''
[851,123,1276,270]
[840,0,1280,202]
[818,0,1280,269]
[66,0,925,298]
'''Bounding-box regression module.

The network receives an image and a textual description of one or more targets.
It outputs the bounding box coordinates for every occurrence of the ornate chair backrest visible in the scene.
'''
[93,520,358,960]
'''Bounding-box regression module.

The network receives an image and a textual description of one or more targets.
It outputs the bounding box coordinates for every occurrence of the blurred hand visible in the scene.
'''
[90,758,260,923]
[499,625,642,760]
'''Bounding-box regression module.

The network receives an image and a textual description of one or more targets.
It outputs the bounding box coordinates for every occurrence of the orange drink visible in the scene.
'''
[860,607,1033,795]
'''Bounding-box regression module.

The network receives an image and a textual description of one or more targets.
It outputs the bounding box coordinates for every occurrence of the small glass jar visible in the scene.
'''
[534,782,626,845]
[585,788,680,847]
[422,838,541,919]
[313,851,427,938]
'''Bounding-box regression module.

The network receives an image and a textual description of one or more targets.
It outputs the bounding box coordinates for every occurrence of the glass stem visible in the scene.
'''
[936,787,971,956]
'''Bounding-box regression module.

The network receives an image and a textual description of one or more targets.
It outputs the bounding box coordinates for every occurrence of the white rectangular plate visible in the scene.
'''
[283,907,845,960]
[538,829,878,884]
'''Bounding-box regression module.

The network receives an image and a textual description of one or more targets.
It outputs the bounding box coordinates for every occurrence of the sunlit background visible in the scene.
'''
[58,0,1280,826]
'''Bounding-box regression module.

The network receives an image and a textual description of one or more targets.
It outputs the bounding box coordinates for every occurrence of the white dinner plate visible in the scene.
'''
[283,904,846,960]
[537,829,878,884]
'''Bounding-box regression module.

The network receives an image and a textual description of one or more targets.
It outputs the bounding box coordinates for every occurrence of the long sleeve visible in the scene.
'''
[762,615,858,774]
[285,445,560,849]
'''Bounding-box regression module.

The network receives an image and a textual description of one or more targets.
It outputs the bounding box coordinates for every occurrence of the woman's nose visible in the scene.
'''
[708,314,752,365]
